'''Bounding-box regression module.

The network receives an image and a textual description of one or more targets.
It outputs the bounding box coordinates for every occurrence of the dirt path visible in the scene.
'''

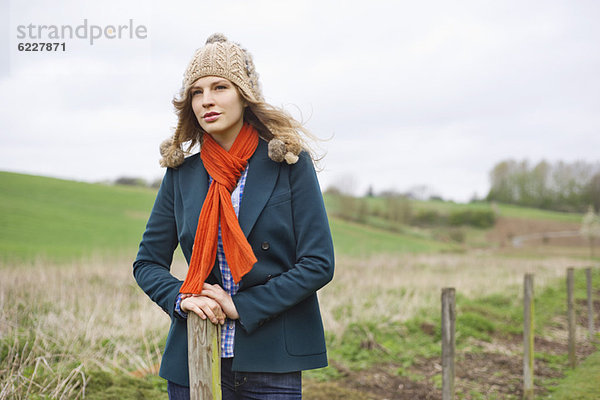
[486,217,585,248]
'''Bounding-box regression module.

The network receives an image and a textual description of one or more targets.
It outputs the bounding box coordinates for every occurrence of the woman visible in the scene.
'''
[133,33,334,400]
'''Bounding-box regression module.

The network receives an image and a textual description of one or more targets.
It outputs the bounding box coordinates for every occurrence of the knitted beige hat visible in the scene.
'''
[182,33,263,102]
[159,33,305,168]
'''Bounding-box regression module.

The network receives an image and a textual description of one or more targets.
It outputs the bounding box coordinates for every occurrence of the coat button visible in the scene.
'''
[261,241,270,251]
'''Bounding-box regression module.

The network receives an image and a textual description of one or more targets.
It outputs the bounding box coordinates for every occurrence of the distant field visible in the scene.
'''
[0,171,462,264]
[329,218,458,256]
[328,195,584,224]
[0,171,155,263]
[0,171,589,264]
[413,199,584,223]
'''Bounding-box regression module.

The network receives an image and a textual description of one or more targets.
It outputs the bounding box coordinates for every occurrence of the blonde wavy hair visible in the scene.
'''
[159,82,317,168]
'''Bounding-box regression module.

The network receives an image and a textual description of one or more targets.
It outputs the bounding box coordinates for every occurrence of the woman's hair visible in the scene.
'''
[160,82,317,168]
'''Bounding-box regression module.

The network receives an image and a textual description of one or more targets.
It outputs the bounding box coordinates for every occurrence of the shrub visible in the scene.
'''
[385,196,412,224]
[448,228,466,243]
[114,176,147,187]
[332,194,368,223]
[448,209,495,228]
[411,209,442,226]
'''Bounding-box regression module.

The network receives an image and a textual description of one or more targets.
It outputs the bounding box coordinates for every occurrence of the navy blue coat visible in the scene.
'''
[133,138,335,386]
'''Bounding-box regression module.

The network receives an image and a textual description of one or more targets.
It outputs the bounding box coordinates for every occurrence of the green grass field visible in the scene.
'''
[411,199,583,223]
[0,171,156,263]
[327,195,583,223]
[2,171,585,265]
[0,171,462,264]
[329,218,458,256]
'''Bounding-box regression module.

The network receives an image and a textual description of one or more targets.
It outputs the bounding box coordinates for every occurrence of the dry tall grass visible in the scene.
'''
[319,250,592,337]
[0,249,591,398]
[0,255,188,399]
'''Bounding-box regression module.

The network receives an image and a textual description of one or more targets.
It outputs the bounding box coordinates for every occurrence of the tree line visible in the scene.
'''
[486,159,600,213]
[113,176,162,189]
[325,187,495,244]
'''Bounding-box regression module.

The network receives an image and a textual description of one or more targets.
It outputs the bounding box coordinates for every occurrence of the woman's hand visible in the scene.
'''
[201,283,240,320]
[180,295,226,325]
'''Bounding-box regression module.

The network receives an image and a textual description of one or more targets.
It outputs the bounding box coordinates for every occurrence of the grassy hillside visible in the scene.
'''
[0,171,461,263]
[330,218,457,255]
[415,199,583,223]
[324,194,584,224]
[0,171,156,263]
[0,171,588,263]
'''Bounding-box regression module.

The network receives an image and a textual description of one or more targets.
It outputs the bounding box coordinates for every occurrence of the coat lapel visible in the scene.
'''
[238,138,280,237]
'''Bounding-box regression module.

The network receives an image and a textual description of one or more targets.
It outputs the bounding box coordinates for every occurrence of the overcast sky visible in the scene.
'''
[1,0,599,201]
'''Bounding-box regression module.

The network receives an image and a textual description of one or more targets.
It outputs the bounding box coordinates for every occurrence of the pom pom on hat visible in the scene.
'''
[159,137,185,168]
[159,137,172,157]
[206,33,228,44]
[268,137,301,164]
[285,140,302,156]
[284,152,299,164]
[268,138,286,162]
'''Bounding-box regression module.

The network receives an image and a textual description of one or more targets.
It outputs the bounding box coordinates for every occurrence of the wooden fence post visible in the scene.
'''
[567,268,576,369]
[523,274,534,400]
[586,268,594,340]
[442,288,455,400]
[187,313,221,400]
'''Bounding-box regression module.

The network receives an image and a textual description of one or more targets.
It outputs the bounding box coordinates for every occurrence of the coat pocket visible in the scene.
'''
[283,295,327,356]
[264,190,291,208]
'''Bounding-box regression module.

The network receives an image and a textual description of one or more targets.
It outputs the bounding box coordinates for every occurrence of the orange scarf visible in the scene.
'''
[179,123,259,294]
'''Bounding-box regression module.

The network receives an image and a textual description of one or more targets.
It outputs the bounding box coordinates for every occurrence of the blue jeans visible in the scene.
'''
[167,380,190,400]
[167,358,302,400]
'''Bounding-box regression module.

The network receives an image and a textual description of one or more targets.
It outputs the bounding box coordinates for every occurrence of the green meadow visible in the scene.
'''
[413,199,583,223]
[0,171,154,263]
[0,171,457,263]
[329,218,457,256]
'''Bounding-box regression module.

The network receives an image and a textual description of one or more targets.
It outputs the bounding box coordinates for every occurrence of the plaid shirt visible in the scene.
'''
[175,165,249,358]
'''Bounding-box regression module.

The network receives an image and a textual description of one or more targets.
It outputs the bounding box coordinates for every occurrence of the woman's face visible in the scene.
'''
[191,76,246,150]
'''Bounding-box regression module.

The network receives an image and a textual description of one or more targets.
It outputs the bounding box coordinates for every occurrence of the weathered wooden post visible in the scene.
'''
[442,288,455,400]
[586,268,594,340]
[187,313,221,400]
[523,274,534,400]
[567,267,576,369]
